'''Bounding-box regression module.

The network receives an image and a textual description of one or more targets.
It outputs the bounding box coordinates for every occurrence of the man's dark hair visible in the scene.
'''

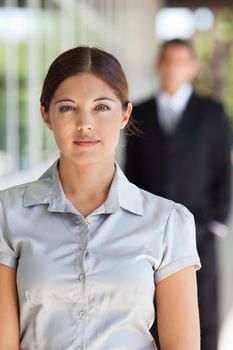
[159,38,196,60]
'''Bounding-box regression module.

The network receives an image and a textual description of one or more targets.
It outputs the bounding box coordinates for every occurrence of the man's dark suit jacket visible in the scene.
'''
[125,93,232,243]
[125,92,231,349]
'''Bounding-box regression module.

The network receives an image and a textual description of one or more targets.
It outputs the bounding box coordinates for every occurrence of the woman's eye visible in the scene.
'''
[95,104,110,111]
[59,105,76,112]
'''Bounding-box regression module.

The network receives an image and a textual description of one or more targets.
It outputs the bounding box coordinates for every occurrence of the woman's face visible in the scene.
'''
[41,73,132,166]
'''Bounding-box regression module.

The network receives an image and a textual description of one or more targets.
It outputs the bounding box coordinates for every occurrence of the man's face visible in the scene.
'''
[158,45,198,94]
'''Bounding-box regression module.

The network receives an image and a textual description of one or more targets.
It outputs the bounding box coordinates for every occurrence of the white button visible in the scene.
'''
[79,273,85,282]
[79,310,87,318]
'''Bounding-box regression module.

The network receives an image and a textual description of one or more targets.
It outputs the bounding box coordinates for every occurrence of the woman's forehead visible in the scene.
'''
[52,73,118,101]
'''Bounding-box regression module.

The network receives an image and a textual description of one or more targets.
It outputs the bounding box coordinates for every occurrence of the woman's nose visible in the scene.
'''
[76,112,93,132]
[77,124,93,132]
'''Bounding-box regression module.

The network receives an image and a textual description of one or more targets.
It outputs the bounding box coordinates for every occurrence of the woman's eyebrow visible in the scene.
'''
[55,98,76,104]
[93,97,115,102]
[54,97,115,104]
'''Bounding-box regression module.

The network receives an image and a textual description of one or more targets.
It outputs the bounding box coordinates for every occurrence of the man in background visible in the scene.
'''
[125,38,232,350]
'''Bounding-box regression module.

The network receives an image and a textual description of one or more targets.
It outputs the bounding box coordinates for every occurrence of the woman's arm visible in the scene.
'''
[0,264,20,349]
[156,266,200,350]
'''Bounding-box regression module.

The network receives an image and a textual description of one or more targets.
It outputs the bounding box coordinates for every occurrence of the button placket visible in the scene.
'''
[79,223,89,251]
[76,220,89,349]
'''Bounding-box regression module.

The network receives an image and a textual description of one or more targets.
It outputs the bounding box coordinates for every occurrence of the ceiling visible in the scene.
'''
[165,0,233,8]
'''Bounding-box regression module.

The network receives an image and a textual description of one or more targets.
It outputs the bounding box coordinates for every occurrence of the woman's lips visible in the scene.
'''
[73,140,100,147]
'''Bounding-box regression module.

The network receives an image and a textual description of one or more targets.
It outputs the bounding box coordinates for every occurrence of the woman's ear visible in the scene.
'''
[120,102,133,129]
[40,105,53,130]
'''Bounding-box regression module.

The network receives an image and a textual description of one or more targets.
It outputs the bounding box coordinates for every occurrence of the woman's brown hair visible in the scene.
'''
[40,46,129,111]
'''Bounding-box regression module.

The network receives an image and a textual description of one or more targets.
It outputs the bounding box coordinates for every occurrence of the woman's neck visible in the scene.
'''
[58,156,115,217]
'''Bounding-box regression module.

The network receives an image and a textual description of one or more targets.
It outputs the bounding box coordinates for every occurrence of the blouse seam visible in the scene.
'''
[0,197,13,247]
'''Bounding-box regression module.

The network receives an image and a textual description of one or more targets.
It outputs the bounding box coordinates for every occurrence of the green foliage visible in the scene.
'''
[194,9,233,142]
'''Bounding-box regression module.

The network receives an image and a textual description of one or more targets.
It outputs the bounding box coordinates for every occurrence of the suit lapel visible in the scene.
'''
[139,98,163,141]
[175,93,199,136]
[154,93,199,140]
[152,98,168,140]
[142,93,200,141]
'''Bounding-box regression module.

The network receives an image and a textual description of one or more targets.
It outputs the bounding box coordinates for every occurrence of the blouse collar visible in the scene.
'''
[23,159,144,217]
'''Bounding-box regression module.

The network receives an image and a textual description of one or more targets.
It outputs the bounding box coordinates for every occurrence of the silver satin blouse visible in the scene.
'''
[0,160,201,350]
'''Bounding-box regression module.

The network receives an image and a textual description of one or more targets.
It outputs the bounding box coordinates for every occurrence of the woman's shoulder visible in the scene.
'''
[0,177,51,209]
[0,181,32,200]
[0,161,56,209]
[119,165,192,224]
[136,185,193,223]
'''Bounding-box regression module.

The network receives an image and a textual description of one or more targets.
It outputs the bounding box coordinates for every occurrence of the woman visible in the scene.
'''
[0,46,201,350]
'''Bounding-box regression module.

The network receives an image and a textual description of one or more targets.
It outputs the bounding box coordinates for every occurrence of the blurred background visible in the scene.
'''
[0,0,232,348]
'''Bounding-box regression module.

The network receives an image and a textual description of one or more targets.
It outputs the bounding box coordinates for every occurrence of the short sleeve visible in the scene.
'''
[154,203,201,284]
[0,198,18,269]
